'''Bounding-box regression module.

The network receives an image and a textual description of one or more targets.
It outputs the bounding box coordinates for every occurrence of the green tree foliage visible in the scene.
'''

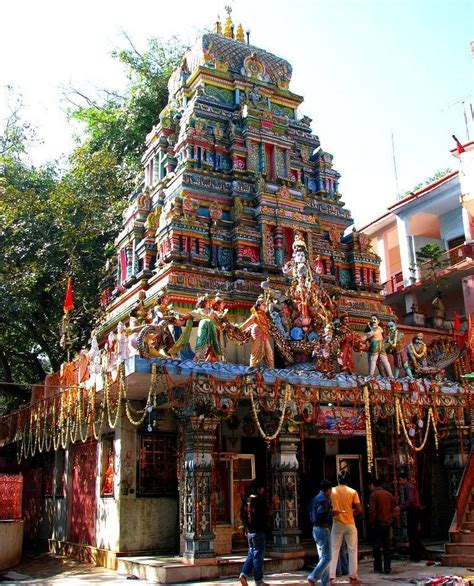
[68,34,185,186]
[416,243,450,291]
[0,36,185,409]
[399,168,453,200]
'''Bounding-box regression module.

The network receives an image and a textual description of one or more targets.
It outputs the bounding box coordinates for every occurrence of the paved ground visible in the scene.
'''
[1,553,474,585]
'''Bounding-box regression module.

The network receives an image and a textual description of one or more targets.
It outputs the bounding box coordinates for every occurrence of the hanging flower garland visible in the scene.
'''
[395,397,436,452]
[248,379,291,442]
[124,363,158,426]
[363,385,374,472]
[104,364,124,429]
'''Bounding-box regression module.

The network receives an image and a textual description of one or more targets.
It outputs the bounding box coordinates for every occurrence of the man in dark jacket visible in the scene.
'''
[398,472,424,562]
[308,480,340,586]
[239,482,268,586]
[369,477,396,574]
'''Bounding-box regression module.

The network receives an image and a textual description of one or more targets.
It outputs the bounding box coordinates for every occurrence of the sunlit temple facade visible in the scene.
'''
[0,11,472,580]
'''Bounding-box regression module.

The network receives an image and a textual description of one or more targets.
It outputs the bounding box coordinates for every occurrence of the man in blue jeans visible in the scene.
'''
[239,482,268,586]
[308,480,342,586]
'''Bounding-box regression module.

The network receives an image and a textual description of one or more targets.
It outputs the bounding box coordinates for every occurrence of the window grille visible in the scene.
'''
[137,432,177,497]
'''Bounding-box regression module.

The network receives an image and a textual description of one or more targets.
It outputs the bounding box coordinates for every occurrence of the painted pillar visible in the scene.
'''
[271,433,303,553]
[182,416,219,563]
[377,234,388,284]
[274,228,284,266]
[395,215,415,286]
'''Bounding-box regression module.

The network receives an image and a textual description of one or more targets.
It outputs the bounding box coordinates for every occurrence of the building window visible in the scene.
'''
[137,432,177,497]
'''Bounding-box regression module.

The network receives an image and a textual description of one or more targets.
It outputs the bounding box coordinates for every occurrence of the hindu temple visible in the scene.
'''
[0,10,472,582]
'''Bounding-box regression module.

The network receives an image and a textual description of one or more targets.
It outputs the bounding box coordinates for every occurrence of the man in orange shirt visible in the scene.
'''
[329,473,362,585]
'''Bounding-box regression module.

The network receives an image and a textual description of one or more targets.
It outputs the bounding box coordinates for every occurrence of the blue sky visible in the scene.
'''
[0,0,472,227]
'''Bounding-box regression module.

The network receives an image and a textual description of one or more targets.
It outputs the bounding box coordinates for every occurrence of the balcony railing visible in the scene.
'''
[418,242,474,281]
[381,271,404,295]
[381,243,473,295]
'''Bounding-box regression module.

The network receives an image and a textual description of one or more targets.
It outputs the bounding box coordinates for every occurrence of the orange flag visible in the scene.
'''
[63,278,74,313]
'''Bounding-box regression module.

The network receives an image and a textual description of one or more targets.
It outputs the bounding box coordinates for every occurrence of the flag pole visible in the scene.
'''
[61,277,74,362]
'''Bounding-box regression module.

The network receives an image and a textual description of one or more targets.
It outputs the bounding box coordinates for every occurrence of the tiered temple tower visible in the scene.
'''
[100,12,386,332]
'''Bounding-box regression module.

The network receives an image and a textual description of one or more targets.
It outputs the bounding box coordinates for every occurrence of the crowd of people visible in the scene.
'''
[237,470,424,586]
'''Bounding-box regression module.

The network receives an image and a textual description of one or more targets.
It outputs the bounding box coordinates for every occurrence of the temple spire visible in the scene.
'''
[214,15,222,35]
[236,22,245,42]
[223,5,233,38]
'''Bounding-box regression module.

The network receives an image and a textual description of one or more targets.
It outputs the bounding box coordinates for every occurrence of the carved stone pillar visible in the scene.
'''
[182,416,219,563]
[271,433,302,553]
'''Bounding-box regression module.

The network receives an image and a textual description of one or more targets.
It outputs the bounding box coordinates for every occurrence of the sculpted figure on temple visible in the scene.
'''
[105,330,118,370]
[282,232,310,280]
[193,294,225,362]
[364,314,393,377]
[136,291,193,359]
[432,291,445,320]
[406,333,428,373]
[240,297,275,368]
[129,291,151,329]
[116,321,129,362]
[315,322,338,375]
[88,330,102,375]
[268,290,290,340]
[384,320,413,379]
[333,313,364,375]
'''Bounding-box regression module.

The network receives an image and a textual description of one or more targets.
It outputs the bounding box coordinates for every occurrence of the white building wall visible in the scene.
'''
[439,207,464,244]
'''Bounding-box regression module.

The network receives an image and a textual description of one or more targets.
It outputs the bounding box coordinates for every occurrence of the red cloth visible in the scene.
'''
[63,278,74,313]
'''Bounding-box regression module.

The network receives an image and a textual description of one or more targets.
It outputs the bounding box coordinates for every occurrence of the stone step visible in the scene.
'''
[461,521,474,531]
[445,542,474,555]
[465,511,474,522]
[441,552,474,567]
[448,530,474,544]
[117,554,305,584]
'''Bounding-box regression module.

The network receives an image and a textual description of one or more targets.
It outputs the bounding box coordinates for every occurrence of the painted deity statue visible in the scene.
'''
[406,333,428,373]
[116,321,130,362]
[268,289,290,340]
[240,297,275,368]
[129,291,152,329]
[193,294,226,362]
[88,331,102,375]
[384,320,413,379]
[332,314,365,375]
[153,292,194,359]
[136,291,194,359]
[363,314,393,377]
[314,322,339,375]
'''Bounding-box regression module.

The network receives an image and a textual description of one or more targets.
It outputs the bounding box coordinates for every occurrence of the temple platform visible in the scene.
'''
[116,552,305,584]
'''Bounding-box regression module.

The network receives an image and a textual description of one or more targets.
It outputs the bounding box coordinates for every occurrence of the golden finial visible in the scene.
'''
[214,15,222,35]
[236,23,245,42]
[224,5,233,38]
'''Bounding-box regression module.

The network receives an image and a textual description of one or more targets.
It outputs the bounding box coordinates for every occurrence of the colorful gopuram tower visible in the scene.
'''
[101,11,387,336]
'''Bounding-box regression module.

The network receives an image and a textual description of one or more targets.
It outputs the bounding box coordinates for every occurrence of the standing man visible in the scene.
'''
[239,482,268,586]
[308,480,341,586]
[398,472,424,562]
[368,478,396,574]
[329,473,362,585]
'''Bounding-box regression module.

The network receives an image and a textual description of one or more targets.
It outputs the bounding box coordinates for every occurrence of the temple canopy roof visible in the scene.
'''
[168,32,293,97]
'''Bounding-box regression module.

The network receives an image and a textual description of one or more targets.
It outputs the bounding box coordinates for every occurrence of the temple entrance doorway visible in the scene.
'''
[300,437,368,538]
